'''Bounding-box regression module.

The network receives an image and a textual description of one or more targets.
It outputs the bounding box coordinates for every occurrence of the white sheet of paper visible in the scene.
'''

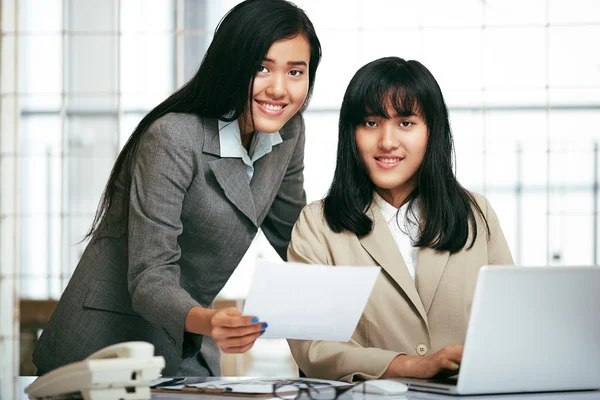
[243,261,380,341]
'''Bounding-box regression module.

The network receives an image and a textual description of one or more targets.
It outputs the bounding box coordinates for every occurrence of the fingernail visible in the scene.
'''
[251,317,259,324]
[261,322,268,329]
[260,330,265,334]
[451,363,459,370]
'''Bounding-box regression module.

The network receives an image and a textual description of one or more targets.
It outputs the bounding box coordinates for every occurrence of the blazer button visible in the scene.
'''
[416,344,428,355]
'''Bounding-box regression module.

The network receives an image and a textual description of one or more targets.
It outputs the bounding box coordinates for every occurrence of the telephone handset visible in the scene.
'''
[25,341,165,400]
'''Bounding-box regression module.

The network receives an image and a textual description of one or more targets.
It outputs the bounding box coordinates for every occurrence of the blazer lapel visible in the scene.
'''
[250,137,296,225]
[202,118,221,156]
[359,203,428,325]
[416,246,450,313]
[203,118,258,226]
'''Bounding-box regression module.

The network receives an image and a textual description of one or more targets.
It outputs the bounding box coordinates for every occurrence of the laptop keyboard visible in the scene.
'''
[427,376,459,386]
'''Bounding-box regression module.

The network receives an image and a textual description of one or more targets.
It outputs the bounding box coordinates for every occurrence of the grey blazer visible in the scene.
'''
[33,112,306,376]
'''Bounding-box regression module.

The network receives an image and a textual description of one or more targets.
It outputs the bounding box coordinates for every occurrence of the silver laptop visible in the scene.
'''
[396,266,600,395]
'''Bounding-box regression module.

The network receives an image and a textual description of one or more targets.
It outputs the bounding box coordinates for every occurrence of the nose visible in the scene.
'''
[265,73,286,99]
[379,123,400,151]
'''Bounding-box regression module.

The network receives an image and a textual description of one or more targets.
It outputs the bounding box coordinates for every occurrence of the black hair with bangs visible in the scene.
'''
[323,56,489,253]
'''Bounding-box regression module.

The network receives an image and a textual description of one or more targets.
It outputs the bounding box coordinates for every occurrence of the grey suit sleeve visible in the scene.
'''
[261,115,307,260]
[127,119,201,357]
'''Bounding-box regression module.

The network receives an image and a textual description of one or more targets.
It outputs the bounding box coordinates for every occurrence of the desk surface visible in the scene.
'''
[6,377,600,400]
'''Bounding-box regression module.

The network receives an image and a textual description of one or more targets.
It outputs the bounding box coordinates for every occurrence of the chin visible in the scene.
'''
[254,120,286,133]
[372,177,407,190]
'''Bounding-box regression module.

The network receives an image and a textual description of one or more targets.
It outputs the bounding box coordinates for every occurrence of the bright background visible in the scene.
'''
[1,0,599,385]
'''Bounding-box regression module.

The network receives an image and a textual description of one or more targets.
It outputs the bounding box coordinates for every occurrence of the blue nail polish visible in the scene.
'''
[251,317,259,324]
[261,322,268,329]
[260,330,265,334]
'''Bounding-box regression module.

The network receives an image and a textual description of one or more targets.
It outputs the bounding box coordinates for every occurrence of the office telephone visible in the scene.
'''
[25,341,165,400]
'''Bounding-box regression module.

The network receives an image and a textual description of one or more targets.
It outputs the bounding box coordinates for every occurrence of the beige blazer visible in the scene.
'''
[287,193,513,382]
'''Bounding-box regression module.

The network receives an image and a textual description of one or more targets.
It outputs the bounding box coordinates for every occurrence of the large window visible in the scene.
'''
[1,0,599,389]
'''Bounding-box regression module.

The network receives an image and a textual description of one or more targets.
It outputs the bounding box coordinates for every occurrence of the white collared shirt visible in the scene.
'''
[218,119,283,182]
[374,192,420,282]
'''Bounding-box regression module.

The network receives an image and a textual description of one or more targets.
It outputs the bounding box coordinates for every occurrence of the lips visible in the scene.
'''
[255,100,288,117]
[375,156,403,163]
[374,156,404,169]
[256,100,286,110]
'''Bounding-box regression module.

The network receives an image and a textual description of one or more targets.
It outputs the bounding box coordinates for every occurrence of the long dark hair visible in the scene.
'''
[323,56,488,253]
[85,0,321,239]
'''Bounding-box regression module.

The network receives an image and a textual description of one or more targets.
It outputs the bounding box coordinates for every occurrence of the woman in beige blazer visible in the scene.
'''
[287,57,514,382]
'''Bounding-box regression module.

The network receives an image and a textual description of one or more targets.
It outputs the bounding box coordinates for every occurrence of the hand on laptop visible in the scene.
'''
[384,345,463,379]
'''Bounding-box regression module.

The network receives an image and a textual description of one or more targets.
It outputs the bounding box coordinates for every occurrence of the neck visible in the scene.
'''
[241,131,254,151]
[238,119,255,151]
[376,183,416,209]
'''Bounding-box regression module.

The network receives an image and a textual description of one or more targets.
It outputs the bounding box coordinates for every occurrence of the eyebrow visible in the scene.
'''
[263,57,308,67]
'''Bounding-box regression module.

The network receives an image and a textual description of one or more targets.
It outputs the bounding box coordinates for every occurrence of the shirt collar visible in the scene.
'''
[218,119,246,158]
[217,119,283,160]
[373,192,410,224]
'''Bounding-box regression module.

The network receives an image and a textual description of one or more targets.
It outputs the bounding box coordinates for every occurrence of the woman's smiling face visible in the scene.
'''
[239,35,311,136]
[355,100,428,207]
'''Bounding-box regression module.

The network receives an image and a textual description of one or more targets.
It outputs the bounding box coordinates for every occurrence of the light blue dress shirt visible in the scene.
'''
[218,119,283,182]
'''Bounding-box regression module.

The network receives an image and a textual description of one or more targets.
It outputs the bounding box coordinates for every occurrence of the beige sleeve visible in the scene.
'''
[482,196,515,266]
[286,204,402,382]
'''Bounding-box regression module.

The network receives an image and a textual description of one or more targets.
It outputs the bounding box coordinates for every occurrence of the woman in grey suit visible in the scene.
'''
[33,0,321,376]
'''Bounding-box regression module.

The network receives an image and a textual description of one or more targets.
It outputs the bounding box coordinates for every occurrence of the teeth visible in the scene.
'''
[377,158,401,163]
[258,101,283,111]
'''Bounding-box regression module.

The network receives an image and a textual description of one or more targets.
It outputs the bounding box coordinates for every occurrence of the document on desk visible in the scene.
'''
[243,261,381,341]
[187,378,351,393]
[151,377,353,398]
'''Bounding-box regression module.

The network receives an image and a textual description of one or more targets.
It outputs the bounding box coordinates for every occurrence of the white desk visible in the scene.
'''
[8,377,600,400]
[398,391,600,400]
